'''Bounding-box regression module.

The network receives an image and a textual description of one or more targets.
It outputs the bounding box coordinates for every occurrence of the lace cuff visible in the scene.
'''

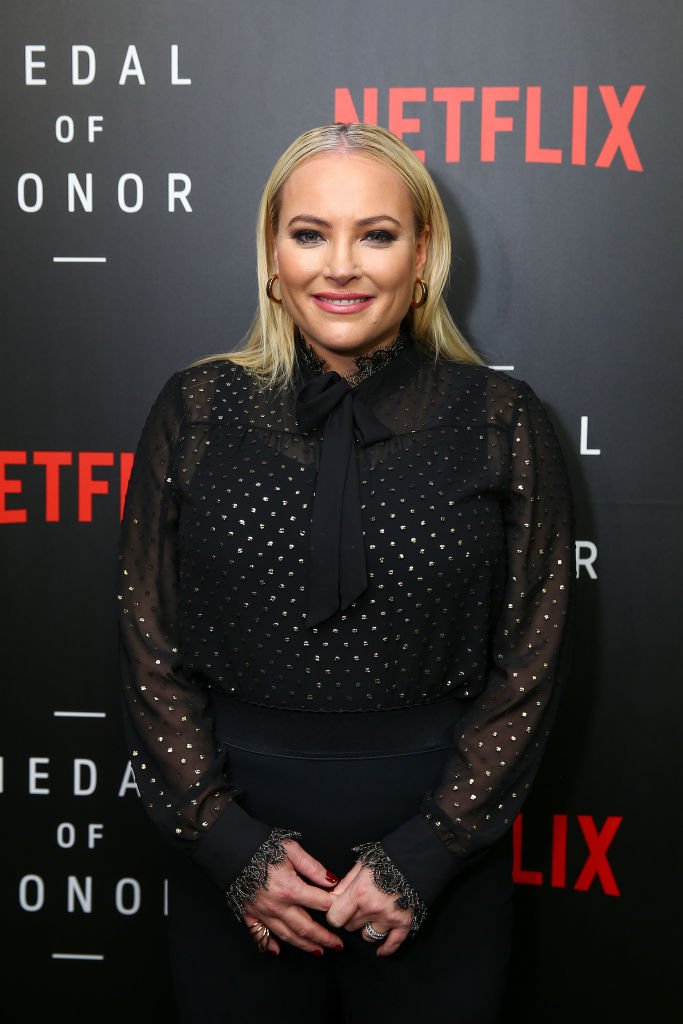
[352,840,428,932]
[225,827,302,921]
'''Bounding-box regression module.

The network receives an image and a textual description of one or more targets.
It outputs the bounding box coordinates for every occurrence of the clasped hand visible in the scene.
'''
[242,838,412,957]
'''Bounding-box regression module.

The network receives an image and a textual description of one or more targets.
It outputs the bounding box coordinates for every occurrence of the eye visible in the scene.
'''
[362,229,396,244]
[291,229,323,245]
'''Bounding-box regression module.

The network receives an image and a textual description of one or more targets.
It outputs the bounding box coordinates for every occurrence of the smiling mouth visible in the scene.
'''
[311,293,374,311]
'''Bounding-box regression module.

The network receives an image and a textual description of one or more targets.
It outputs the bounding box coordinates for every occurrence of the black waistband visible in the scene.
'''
[210,690,469,758]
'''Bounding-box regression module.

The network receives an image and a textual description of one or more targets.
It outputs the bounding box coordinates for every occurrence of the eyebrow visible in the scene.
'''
[286,214,402,229]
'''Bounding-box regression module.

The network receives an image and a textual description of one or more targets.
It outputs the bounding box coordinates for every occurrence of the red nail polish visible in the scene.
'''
[312,949,324,957]
[325,871,339,884]
[333,944,343,953]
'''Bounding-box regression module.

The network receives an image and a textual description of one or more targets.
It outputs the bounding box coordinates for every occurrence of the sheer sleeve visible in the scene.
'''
[381,379,575,905]
[117,373,270,889]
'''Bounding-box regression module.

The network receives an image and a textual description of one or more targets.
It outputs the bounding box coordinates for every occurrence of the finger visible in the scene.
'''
[284,840,339,888]
[276,922,325,956]
[326,890,360,929]
[248,909,323,956]
[333,870,413,932]
[344,906,388,932]
[360,921,390,944]
[258,930,281,956]
[347,905,412,933]
[259,863,336,914]
[282,906,344,952]
[375,925,411,958]
[287,876,338,914]
[250,902,343,954]
[243,915,280,956]
[264,910,341,955]
[328,861,363,897]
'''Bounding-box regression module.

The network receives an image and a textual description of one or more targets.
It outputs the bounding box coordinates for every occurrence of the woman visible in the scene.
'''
[118,122,573,1023]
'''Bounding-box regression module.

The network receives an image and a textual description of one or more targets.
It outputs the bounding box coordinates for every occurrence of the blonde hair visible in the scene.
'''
[203,123,481,388]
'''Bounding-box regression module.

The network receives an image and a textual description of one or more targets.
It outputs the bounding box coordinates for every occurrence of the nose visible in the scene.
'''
[324,237,361,283]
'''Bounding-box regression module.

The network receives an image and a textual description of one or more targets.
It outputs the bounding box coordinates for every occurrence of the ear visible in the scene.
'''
[415,224,431,277]
[272,241,279,273]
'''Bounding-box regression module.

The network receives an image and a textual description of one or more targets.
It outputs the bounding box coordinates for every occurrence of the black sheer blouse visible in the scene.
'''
[117,330,574,905]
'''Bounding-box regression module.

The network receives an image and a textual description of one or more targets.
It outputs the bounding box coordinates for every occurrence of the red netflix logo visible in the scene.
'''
[335,85,645,171]
[513,813,622,896]
[0,450,133,523]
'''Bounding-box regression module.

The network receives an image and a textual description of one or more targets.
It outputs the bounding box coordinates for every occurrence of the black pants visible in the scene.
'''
[167,702,515,1023]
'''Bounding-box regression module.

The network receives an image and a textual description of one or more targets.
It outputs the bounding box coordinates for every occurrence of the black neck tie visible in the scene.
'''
[296,373,393,628]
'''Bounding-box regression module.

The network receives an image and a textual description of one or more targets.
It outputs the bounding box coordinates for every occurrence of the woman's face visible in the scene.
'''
[272,151,430,365]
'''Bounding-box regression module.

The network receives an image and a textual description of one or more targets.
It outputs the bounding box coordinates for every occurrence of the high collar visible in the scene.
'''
[294,324,417,392]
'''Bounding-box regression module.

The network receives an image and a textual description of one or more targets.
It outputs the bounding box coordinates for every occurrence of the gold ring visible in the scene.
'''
[248,919,270,952]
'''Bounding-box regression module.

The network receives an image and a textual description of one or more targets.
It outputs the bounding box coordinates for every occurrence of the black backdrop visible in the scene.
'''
[2,1,681,1020]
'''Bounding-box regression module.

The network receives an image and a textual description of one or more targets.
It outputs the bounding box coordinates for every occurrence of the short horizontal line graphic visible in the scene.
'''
[51,953,104,961]
[53,256,107,263]
[53,711,107,719]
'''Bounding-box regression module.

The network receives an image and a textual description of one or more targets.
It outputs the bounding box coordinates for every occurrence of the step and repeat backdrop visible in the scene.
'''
[2,1,680,1020]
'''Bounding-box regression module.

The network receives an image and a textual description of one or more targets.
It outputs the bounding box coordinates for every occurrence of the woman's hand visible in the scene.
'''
[325,861,413,957]
[242,838,344,957]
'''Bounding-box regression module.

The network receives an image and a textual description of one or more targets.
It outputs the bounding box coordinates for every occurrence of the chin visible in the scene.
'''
[321,325,391,350]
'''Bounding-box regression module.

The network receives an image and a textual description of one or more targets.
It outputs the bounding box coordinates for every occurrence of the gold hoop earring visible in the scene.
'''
[410,279,428,309]
[266,274,283,305]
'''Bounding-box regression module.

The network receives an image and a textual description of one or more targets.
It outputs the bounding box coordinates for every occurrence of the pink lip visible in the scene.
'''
[311,292,374,314]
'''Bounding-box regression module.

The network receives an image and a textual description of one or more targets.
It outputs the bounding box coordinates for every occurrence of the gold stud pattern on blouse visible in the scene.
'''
[117,338,573,861]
